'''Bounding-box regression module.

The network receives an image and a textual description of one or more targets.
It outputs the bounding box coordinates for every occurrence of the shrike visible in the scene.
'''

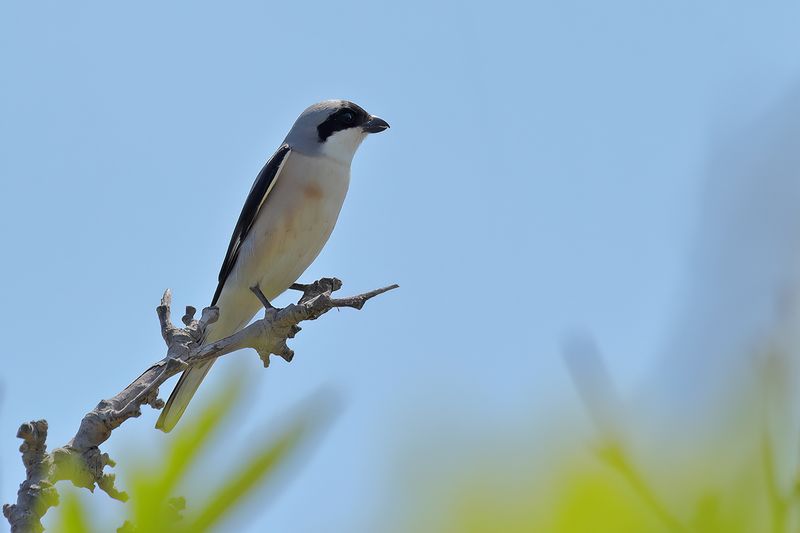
[156,100,389,432]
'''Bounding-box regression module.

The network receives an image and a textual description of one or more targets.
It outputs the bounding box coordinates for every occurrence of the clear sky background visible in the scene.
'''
[3,1,800,531]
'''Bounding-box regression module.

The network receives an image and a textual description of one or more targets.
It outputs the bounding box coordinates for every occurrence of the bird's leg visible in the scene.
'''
[250,284,276,310]
[245,284,296,365]
[251,284,300,339]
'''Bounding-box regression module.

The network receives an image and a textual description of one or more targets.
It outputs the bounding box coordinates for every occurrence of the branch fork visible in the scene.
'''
[4,277,397,532]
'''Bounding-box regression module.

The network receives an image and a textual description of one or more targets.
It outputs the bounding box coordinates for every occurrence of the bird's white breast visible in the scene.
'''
[209,151,350,339]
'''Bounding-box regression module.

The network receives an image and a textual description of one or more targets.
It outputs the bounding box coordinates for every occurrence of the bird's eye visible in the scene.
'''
[340,111,355,124]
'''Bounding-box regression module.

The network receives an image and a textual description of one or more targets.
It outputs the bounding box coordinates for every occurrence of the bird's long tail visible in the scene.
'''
[155,301,254,433]
[155,360,215,432]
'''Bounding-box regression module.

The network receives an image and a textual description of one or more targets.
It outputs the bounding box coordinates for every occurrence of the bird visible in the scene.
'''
[155,99,389,432]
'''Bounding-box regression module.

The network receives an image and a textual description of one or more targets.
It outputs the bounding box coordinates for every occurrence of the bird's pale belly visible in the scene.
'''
[208,152,350,340]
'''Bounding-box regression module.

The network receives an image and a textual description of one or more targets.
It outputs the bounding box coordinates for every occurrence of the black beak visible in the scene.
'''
[362,115,390,133]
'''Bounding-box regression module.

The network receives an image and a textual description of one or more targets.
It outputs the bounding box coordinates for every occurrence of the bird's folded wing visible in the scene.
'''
[212,144,291,306]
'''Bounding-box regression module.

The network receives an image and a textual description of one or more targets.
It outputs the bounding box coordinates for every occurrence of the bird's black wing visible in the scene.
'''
[211,144,291,306]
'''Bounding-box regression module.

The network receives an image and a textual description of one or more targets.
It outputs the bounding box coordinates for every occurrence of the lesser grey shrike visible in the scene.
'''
[156,99,389,432]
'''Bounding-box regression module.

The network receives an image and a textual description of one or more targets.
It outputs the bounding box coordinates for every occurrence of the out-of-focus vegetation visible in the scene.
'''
[389,437,783,533]
[382,350,799,533]
[48,353,799,532]
[50,379,334,533]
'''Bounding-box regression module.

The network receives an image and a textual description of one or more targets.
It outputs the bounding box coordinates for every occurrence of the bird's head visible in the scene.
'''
[284,100,389,164]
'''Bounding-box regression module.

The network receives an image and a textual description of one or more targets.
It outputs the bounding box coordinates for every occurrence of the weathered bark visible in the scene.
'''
[3,277,397,532]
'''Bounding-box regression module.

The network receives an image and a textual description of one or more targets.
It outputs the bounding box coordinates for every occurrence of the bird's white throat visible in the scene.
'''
[320,128,367,165]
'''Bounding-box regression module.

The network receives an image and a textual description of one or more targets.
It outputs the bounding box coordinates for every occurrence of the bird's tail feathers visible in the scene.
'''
[155,360,215,433]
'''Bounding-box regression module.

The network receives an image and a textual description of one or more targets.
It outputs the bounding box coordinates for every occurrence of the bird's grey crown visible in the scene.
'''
[283,99,368,153]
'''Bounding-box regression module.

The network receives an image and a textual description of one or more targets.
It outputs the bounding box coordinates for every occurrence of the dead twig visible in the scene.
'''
[4,278,397,533]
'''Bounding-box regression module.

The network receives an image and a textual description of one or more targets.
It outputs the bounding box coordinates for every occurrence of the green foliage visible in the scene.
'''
[51,380,333,533]
[389,433,789,533]
[57,492,92,533]
[387,354,800,532]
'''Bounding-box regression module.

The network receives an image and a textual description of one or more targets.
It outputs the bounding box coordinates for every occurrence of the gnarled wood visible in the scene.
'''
[4,278,397,532]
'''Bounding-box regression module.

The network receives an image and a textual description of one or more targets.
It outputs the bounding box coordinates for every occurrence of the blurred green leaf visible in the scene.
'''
[129,378,242,533]
[180,401,327,532]
[54,491,93,533]
[49,374,335,533]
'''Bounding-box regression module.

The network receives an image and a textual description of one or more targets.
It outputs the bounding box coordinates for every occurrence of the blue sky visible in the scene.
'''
[3,1,800,531]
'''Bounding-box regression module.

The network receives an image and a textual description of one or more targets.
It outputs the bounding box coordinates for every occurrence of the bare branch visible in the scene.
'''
[5,277,396,532]
[3,421,58,533]
[330,284,400,310]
